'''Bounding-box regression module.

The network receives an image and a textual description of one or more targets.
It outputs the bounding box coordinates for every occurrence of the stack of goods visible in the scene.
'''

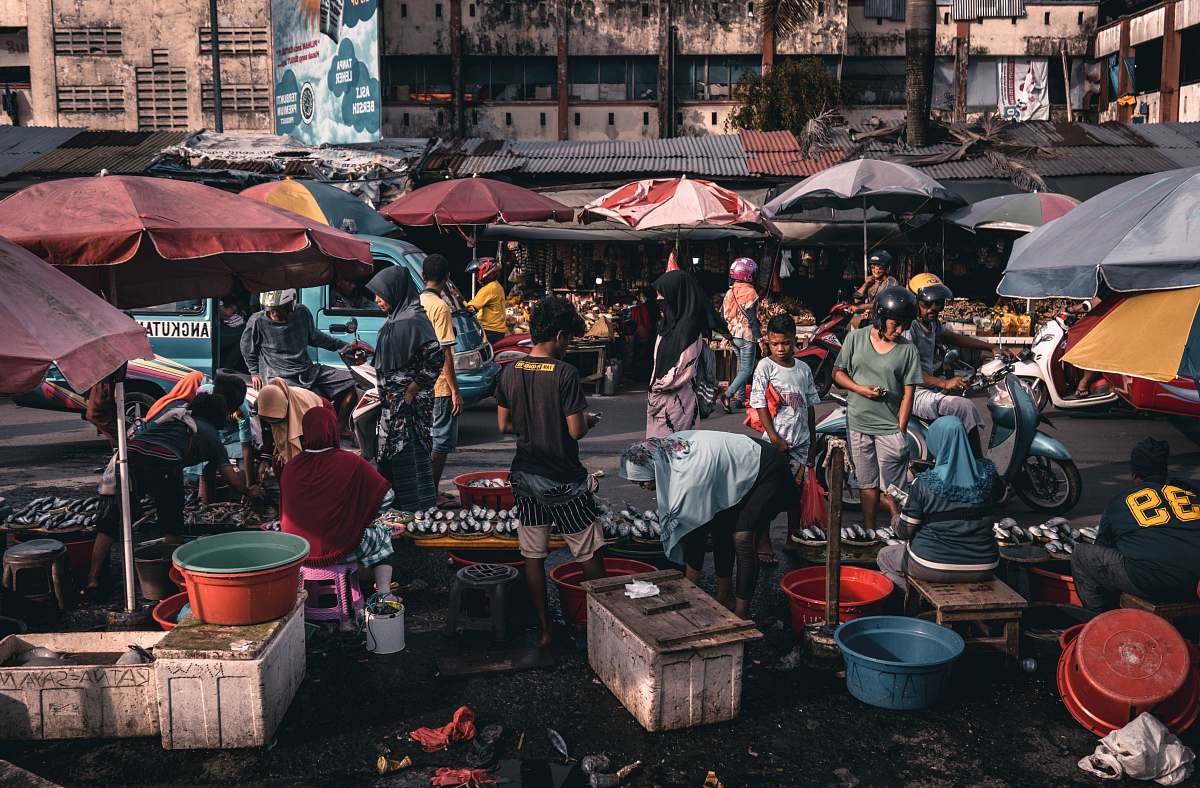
[598,501,661,541]
[504,300,530,334]
[758,297,817,329]
[940,299,993,324]
[184,501,276,529]
[995,297,1076,328]
[5,496,102,530]
[992,516,1096,557]
[405,505,521,537]
[795,523,899,545]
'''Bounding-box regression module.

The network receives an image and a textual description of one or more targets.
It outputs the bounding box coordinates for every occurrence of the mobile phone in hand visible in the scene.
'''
[885,483,909,505]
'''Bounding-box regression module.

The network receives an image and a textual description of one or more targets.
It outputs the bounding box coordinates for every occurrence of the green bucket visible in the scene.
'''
[172,532,310,574]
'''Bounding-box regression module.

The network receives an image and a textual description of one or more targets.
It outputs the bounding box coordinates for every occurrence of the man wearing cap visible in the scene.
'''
[905,273,1004,458]
[850,251,899,328]
[1071,438,1200,613]
[241,289,365,428]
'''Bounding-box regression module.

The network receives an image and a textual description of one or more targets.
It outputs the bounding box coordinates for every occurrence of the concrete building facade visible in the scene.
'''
[1094,0,1200,124]
[0,0,1099,137]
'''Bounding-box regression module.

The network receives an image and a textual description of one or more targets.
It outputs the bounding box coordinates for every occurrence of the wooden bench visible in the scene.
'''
[1120,594,1200,641]
[907,577,1028,661]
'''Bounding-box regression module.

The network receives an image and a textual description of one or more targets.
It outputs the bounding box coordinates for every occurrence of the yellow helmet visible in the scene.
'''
[908,273,953,304]
[908,273,943,294]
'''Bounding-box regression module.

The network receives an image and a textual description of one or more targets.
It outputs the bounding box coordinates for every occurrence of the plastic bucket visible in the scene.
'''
[152,591,190,631]
[606,540,682,570]
[452,471,516,510]
[835,615,965,710]
[549,557,656,625]
[449,550,524,571]
[1027,567,1082,607]
[780,567,894,632]
[365,604,406,654]
[135,542,179,601]
[174,558,304,626]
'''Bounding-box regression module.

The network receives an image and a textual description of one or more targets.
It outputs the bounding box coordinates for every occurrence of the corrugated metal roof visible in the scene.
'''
[953,0,1026,18]
[739,130,798,153]
[0,126,85,177]
[865,0,905,18]
[17,130,190,176]
[1125,123,1200,148]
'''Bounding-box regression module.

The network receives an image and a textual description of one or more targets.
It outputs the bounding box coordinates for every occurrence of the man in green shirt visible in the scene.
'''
[833,287,924,531]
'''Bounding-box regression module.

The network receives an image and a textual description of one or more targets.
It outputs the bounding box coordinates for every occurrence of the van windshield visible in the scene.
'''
[137,300,205,315]
[327,259,424,315]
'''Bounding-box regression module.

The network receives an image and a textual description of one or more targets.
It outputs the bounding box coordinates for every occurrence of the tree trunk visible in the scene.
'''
[905,0,935,146]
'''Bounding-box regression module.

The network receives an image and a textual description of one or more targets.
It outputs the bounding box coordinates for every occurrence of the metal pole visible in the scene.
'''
[209,0,224,133]
[862,197,868,279]
[824,441,845,630]
[114,381,136,613]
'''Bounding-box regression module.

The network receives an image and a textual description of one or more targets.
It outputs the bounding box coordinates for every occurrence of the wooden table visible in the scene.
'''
[907,577,1028,661]
[401,534,563,550]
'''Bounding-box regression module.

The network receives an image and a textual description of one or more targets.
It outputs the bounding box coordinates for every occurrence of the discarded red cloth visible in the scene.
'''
[430,767,497,787]
[409,706,477,752]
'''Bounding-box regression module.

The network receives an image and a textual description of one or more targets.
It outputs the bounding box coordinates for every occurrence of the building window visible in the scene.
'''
[817,1,824,14]
[1135,38,1163,94]
[501,3,512,20]
[400,4,407,17]
[437,110,444,125]
[712,2,721,21]
[384,56,452,102]
[1182,28,1200,85]
[465,56,557,100]
[676,111,683,125]
[469,3,476,17]
[403,112,410,126]
[574,111,580,126]
[57,85,124,113]
[199,27,269,55]
[53,27,122,56]
[539,111,546,125]
[472,109,478,124]
[1043,11,1049,24]
[435,4,443,18]
[876,17,882,24]
[569,56,658,100]
[643,111,649,125]
[136,57,187,130]
[505,111,512,125]
[842,57,905,105]
[943,12,949,24]
[747,2,754,14]
[643,3,651,17]
[710,111,717,124]
[201,82,270,113]
[952,0,1026,21]
[673,55,761,101]
[1077,10,1083,24]
[608,112,615,125]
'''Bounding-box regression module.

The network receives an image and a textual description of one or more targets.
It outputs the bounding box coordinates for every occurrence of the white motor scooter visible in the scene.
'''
[1009,312,1118,412]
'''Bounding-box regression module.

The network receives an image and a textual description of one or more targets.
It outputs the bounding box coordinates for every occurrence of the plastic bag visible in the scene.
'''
[743,383,781,433]
[799,466,827,530]
[1077,713,1195,785]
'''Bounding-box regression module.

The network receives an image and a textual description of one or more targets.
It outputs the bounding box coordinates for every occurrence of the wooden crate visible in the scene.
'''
[581,569,762,732]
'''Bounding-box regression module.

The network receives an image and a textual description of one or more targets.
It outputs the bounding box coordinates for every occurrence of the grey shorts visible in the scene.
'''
[848,431,909,491]
[283,364,355,401]
[432,396,458,454]
[912,388,984,432]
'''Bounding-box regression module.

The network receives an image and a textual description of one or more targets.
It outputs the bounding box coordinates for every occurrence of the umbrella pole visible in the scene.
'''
[471,226,478,298]
[113,381,136,613]
[862,197,868,279]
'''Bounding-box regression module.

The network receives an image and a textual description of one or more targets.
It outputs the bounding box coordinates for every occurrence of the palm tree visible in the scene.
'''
[759,0,817,71]
[905,0,935,146]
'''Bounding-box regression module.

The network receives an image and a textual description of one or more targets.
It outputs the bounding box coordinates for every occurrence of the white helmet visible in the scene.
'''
[260,289,297,309]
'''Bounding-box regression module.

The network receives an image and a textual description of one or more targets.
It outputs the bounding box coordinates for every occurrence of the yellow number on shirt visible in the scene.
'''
[1126,487,1170,527]
[1164,484,1200,522]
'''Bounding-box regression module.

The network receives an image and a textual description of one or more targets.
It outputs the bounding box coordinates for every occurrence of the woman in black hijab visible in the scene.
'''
[367,266,445,510]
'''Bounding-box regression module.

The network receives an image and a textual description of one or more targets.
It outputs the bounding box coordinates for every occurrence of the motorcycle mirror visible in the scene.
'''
[346,318,358,334]
[942,349,962,371]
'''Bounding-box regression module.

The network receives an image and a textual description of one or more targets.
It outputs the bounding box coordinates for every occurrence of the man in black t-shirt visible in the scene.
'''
[1072,438,1200,612]
[496,297,607,648]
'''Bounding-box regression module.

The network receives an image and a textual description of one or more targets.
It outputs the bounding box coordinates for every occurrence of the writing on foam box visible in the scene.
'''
[0,667,149,690]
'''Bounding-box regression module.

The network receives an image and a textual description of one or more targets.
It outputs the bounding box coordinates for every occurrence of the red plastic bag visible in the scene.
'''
[799,466,827,530]
[409,706,476,752]
[431,768,497,787]
[743,382,782,433]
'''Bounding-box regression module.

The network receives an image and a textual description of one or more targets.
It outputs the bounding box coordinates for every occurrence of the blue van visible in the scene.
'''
[15,236,500,415]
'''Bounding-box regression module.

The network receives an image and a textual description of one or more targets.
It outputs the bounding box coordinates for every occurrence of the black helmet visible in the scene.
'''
[873,286,918,329]
[868,250,893,270]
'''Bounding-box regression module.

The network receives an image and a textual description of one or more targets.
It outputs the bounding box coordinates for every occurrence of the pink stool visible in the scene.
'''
[300,562,363,625]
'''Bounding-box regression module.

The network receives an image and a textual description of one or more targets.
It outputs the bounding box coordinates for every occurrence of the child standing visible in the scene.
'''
[750,313,820,557]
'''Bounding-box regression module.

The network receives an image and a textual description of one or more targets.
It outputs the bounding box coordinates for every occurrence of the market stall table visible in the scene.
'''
[401,534,566,550]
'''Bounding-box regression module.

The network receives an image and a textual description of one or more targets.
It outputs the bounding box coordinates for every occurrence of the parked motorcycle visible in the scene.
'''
[793,301,855,399]
[1010,311,1117,412]
[493,332,533,369]
[813,352,1082,515]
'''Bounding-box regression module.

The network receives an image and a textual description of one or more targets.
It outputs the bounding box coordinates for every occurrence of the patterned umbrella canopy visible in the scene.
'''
[946,192,1079,234]
[380,177,574,225]
[582,176,776,234]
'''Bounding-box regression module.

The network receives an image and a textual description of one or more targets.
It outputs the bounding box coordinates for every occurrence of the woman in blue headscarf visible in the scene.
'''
[619,430,799,619]
[876,416,1002,593]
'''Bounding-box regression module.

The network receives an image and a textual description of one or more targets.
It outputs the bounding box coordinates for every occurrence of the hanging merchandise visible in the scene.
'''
[779,248,794,279]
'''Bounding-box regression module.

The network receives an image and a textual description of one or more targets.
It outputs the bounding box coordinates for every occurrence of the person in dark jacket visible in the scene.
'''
[876,416,1001,594]
[1072,438,1200,612]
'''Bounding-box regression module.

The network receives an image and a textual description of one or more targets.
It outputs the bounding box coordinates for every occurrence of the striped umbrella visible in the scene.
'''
[947,192,1080,234]
[241,179,397,236]
[1063,287,1200,383]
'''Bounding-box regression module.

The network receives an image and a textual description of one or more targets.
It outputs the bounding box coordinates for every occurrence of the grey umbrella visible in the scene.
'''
[763,159,965,276]
[998,167,1200,299]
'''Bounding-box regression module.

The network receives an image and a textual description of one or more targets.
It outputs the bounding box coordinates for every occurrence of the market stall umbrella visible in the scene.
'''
[379,177,574,225]
[240,179,398,237]
[0,175,373,308]
[946,192,1079,234]
[1062,287,1200,382]
[581,176,778,234]
[763,159,965,275]
[998,167,1200,299]
[0,235,153,613]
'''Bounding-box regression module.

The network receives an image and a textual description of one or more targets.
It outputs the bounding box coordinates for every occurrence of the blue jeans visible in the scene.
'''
[728,337,757,404]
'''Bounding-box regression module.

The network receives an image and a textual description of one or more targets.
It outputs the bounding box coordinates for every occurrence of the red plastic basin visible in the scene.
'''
[173,557,304,626]
[453,471,516,511]
[14,530,95,580]
[152,591,189,631]
[1057,608,1200,736]
[1028,567,1083,608]
[780,566,894,632]
[549,557,656,625]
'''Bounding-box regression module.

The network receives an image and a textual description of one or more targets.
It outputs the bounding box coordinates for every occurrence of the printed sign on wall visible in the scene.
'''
[998,58,1049,122]
[272,0,380,144]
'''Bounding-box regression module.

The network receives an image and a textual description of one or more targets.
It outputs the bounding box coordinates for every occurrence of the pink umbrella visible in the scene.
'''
[0,175,373,308]
[0,236,151,395]
[380,177,574,226]
[582,176,777,233]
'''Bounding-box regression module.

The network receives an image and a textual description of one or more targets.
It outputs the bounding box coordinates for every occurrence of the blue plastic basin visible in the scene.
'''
[835,615,966,710]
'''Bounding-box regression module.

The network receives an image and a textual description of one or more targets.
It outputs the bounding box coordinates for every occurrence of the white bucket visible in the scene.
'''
[365,604,405,654]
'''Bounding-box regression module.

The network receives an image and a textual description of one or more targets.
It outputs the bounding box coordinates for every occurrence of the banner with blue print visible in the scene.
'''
[272,0,380,144]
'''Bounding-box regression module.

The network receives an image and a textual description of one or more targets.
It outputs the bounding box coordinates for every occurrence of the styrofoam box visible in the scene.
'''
[0,631,167,740]
[153,595,305,749]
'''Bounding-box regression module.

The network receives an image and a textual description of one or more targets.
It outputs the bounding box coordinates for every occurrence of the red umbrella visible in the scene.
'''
[380,177,574,226]
[583,176,776,233]
[0,235,151,394]
[0,175,373,308]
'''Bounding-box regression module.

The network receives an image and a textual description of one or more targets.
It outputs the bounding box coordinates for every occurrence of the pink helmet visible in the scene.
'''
[729,257,757,283]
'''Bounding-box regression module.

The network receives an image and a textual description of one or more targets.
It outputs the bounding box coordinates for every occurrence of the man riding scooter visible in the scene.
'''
[905,273,1009,458]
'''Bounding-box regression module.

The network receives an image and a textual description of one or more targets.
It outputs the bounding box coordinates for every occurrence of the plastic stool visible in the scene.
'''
[446,563,518,640]
[300,562,363,625]
[2,538,69,610]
